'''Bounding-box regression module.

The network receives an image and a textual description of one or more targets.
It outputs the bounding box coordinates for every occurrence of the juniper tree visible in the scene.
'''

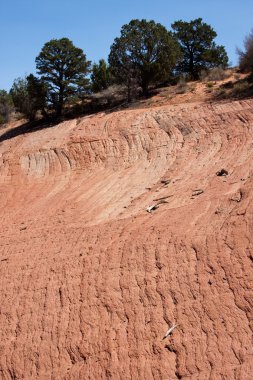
[0,90,13,124]
[109,19,181,98]
[172,18,228,79]
[91,59,111,93]
[10,75,46,121]
[36,38,91,116]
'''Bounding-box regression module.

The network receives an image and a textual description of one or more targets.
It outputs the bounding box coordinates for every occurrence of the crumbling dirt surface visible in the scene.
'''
[0,98,253,379]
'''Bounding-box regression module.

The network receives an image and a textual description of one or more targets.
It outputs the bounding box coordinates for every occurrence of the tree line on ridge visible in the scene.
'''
[0,18,252,123]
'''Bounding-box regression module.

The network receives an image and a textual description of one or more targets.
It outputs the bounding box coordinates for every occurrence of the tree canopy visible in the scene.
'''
[36,38,91,116]
[0,90,13,124]
[10,75,46,121]
[10,77,32,119]
[91,59,111,93]
[172,18,228,79]
[109,19,181,97]
[2,19,234,121]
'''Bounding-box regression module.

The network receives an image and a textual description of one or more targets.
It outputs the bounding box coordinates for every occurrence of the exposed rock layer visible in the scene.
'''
[0,100,253,379]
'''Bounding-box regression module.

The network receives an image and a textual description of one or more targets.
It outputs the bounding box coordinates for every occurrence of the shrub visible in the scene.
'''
[221,80,234,89]
[91,85,130,111]
[216,88,226,98]
[238,29,253,73]
[216,79,252,99]
[232,81,250,97]
[199,70,208,81]
[175,77,189,94]
[10,75,48,121]
[200,67,228,82]
[0,90,14,125]
[207,67,228,81]
[0,114,5,126]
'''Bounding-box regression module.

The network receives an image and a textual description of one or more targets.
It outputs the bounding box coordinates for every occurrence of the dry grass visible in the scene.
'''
[175,78,189,94]
[200,67,229,82]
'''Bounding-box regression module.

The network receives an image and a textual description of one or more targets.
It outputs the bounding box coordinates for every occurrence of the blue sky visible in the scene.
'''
[1,0,252,90]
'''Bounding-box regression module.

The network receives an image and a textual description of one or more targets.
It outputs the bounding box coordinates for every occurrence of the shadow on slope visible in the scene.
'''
[0,118,60,144]
[0,105,120,144]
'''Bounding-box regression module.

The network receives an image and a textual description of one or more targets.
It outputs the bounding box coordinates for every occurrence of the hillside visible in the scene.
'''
[0,81,253,379]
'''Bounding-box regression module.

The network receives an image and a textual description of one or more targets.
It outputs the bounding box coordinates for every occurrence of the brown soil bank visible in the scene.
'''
[0,99,253,379]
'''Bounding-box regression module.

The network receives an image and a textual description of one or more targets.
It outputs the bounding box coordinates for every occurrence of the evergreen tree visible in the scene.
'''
[109,19,181,98]
[36,38,91,116]
[0,90,13,124]
[91,59,111,93]
[10,75,46,121]
[172,18,228,79]
[10,77,32,119]
[27,74,48,118]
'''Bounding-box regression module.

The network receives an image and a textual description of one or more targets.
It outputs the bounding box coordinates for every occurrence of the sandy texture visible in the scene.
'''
[0,99,253,379]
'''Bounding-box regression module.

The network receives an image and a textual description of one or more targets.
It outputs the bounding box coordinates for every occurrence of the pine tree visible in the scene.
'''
[172,18,228,79]
[91,59,111,93]
[36,38,91,116]
[109,19,181,98]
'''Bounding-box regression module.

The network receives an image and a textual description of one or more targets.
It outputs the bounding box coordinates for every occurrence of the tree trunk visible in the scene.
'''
[56,102,63,117]
[56,78,64,116]
[41,107,49,120]
[141,79,149,98]
[127,77,132,103]
[189,51,194,79]
[57,90,64,117]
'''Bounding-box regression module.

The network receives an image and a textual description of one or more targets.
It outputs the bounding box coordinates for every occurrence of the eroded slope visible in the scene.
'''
[0,100,253,379]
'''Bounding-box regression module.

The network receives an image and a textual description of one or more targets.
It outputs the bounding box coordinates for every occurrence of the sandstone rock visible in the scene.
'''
[0,99,253,379]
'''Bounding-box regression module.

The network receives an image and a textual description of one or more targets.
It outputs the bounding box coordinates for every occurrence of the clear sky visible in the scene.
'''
[1,0,253,90]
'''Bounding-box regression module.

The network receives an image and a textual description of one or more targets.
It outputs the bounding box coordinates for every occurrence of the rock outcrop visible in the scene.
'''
[0,99,253,379]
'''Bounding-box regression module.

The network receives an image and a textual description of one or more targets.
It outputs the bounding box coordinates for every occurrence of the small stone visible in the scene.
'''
[192,189,204,196]
[216,169,228,176]
[161,179,171,186]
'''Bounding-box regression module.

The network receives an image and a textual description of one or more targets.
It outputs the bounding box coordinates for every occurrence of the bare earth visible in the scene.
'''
[0,96,253,379]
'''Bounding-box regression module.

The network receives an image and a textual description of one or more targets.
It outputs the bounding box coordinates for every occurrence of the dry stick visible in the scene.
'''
[192,189,204,196]
[162,323,178,340]
[156,200,169,205]
[146,205,157,213]
[153,195,174,202]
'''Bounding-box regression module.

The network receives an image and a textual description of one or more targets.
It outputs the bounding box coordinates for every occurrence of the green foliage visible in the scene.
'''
[26,74,47,114]
[109,19,181,98]
[238,29,253,73]
[91,59,111,93]
[0,90,13,125]
[36,38,91,116]
[172,18,228,79]
[10,75,46,121]
[10,77,30,117]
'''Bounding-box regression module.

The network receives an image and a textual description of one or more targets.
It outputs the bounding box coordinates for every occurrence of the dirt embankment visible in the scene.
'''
[0,99,253,379]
